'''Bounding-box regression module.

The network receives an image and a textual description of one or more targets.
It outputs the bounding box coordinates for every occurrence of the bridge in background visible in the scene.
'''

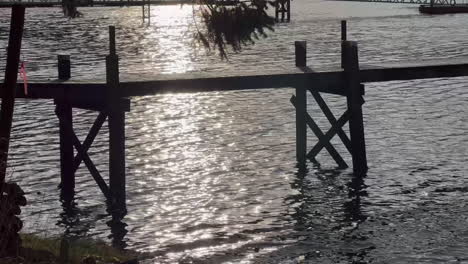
[334,0,464,4]
[0,0,194,8]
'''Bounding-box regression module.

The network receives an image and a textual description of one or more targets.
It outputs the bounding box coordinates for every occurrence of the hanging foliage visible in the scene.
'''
[61,0,279,58]
[194,0,276,58]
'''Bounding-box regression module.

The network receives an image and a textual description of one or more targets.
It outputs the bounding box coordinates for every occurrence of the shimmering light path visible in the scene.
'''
[0,1,467,263]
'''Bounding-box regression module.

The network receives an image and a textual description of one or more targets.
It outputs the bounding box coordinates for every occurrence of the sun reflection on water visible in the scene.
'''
[145,5,196,73]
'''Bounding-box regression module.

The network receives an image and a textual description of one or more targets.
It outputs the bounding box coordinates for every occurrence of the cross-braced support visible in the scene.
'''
[55,26,130,212]
[142,0,151,25]
[275,0,291,22]
[55,99,130,208]
[55,106,111,201]
[291,40,368,175]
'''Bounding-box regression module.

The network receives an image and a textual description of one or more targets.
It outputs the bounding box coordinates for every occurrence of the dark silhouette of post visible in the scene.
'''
[343,41,368,175]
[58,55,71,80]
[56,105,75,198]
[275,0,279,21]
[106,26,126,211]
[295,41,307,163]
[56,55,75,201]
[0,5,25,189]
[341,20,347,69]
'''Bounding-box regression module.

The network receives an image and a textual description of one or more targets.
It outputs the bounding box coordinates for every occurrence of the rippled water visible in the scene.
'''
[1,1,468,263]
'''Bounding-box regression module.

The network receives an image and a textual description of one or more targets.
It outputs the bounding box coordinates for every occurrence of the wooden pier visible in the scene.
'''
[275,0,291,22]
[2,20,468,210]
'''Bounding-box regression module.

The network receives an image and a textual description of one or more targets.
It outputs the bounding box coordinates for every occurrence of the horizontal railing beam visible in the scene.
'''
[2,61,468,100]
[360,63,468,83]
[118,71,346,96]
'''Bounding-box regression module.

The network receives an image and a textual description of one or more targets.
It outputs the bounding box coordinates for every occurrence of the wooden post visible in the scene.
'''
[281,1,285,22]
[295,41,307,163]
[343,41,368,175]
[58,55,71,80]
[56,100,75,200]
[0,5,25,189]
[106,26,126,211]
[275,0,279,22]
[147,0,151,24]
[341,20,347,69]
[295,41,306,67]
[56,55,74,199]
[286,0,291,22]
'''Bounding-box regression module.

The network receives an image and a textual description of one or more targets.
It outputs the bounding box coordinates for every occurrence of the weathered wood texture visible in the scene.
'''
[0,5,25,187]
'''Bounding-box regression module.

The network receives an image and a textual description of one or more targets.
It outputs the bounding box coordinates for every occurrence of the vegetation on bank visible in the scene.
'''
[0,233,140,264]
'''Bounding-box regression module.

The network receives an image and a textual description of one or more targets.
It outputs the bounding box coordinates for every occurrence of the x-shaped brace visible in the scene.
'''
[291,87,357,168]
[55,110,111,200]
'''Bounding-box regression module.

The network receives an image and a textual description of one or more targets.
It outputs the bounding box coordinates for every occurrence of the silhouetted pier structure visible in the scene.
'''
[275,0,290,22]
[3,21,468,210]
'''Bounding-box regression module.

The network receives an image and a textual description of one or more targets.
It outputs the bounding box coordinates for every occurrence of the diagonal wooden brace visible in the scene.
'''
[56,113,111,200]
[307,110,350,161]
[72,112,107,174]
[308,88,352,155]
[291,95,348,168]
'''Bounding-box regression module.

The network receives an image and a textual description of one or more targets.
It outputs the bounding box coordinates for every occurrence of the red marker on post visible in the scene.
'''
[19,61,28,95]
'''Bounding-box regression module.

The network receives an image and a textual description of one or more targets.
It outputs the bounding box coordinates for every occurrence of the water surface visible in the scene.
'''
[0,1,467,263]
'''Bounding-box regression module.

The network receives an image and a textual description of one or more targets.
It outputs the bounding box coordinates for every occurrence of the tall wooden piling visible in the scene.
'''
[106,26,126,211]
[56,101,75,199]
[55,55,75,198]
[58,55,71,80]
[275,0,279,22]
[295,41,307,163]
[341,20,347,69]
[343,41,368,175]
[56,56,73,196]
[56,55,75,200]
[295,41,307,67]
[0,5,25,189]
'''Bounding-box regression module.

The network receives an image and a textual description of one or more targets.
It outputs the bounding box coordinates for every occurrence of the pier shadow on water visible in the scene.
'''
[176,162,375,264]
[58,191,128,250]
[263,162,373,264]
